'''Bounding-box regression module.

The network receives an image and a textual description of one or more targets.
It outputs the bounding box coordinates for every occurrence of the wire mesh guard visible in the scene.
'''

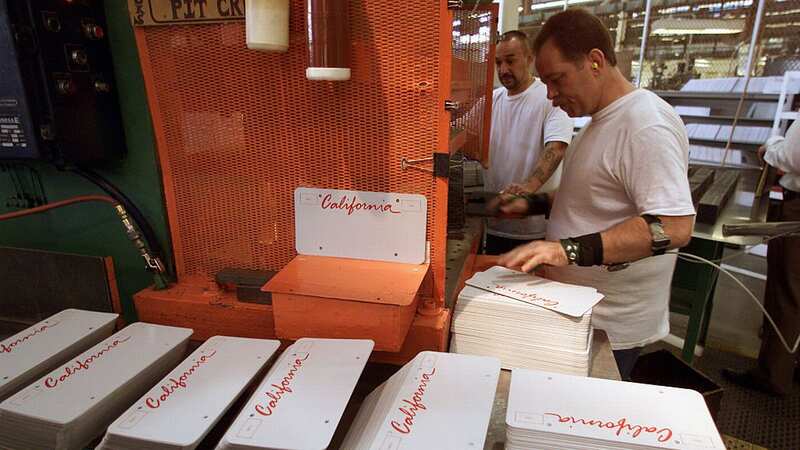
[136,2,461,282]
[450,6,496,164]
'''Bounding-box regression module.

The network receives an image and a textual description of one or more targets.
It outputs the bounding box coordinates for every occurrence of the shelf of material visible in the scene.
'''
[691,168,770,246]
[654,90,780,102]
[680,115,774,126]
[688,138,762,150]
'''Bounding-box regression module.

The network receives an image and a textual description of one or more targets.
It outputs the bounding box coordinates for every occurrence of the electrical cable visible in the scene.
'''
[669,251,800,355]
[66,166,168,274]
[0,195,117,221]
[3,163,25,205]
[0,193,169,289]
[20,164,47,205]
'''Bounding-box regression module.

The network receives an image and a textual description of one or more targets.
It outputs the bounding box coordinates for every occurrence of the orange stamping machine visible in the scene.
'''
[130,0,496,364]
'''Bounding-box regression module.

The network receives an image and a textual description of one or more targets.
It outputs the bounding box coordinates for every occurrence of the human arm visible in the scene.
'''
[497,214,694,272]
[762,120,800,175]
[503,140,568,195]
[499,121,696,271]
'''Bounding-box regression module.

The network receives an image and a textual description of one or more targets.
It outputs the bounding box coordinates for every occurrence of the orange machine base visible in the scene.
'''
[134,279,450,365]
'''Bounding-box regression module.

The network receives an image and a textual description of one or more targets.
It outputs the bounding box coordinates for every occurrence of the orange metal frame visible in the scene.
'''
[479,5,497,167]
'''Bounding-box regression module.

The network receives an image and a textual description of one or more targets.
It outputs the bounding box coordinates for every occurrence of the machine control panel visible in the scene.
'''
[0,0,125,163]
[0,1,39,159]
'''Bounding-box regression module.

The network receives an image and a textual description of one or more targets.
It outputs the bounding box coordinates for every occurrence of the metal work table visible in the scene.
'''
[690,167,771,246]
[671,167,771,363]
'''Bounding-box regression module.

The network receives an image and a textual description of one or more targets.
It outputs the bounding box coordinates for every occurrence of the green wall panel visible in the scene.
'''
[0,2,171,323]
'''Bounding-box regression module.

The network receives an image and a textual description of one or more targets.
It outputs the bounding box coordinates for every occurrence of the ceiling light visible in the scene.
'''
[651,18,744,35]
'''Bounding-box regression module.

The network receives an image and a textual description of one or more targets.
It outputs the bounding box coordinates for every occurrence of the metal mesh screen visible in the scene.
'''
[450,6,497,163]
[136,2,447,280]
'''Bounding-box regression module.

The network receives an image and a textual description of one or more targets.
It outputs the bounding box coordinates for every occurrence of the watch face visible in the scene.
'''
[649,222,670,250]
[649,223,667,239]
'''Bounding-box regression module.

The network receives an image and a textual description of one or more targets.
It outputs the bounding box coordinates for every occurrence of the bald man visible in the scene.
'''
[483,30,573,255]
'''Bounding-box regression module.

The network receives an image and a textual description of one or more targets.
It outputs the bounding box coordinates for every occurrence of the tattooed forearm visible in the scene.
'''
[526,141,567,192]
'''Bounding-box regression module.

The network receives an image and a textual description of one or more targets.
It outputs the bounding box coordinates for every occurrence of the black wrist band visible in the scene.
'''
[521,193,551,218]
[572,232,603,266]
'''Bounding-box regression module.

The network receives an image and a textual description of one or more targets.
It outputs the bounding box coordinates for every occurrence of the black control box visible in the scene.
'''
[0,0,125,163]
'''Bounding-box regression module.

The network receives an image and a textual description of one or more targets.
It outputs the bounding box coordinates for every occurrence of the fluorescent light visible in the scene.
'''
[651,18,744,36]
[653,28,743,35]
[531,0,595,12]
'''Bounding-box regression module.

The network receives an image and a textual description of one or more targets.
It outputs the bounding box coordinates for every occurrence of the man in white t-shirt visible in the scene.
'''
[483,30,573,254]
[496,10,695,379]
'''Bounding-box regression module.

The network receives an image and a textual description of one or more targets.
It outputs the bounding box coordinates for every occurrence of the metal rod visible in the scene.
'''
[723,221,800,237]
[635,0,652,88]
[742,0,766,86]
[401,157,434,174]
[720,0,766,168]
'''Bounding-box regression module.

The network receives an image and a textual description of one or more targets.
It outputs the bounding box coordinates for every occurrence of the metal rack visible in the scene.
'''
[655,72,800,170]
[653,73,799,363]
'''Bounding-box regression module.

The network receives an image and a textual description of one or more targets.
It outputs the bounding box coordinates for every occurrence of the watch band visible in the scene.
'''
[642,214,661,226]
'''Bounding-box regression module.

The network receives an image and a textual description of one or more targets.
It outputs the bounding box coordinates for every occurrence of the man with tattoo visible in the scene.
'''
[483,30,573,255]
[496,10,695,379]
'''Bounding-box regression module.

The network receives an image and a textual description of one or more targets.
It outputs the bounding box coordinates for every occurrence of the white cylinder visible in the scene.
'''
[306,67,351,81]
[246,0,290,52]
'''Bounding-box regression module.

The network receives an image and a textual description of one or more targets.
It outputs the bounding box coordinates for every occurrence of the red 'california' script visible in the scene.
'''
[254,353,310,416]
[320,194,401,216]
[1,321,61,355]
[390,367,437,434]
[145,350,218,409]
[545,412,673,443]
[44,336,133,388]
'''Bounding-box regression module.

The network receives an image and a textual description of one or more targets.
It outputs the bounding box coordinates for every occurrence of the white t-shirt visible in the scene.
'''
[544,89,696,350]
[764,119,800,192]
[485,80,573,240]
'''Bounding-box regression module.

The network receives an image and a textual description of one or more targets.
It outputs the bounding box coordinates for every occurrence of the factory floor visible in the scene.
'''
[658,245,798,450]
[643,341,798,450]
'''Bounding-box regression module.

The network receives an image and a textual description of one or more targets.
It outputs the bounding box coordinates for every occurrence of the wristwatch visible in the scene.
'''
[642,214,670,255]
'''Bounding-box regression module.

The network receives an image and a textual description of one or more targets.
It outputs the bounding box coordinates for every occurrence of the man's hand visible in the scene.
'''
[502,183,529,195]
[756,145,784,176]
[497,240,569,273]
[485,192,530,217]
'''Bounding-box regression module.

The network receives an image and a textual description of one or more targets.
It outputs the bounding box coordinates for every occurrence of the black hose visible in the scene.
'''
[67,167,171,276]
